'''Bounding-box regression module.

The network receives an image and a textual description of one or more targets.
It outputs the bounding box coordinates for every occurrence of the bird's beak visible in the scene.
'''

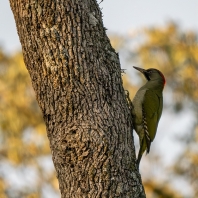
[133,66,146,74]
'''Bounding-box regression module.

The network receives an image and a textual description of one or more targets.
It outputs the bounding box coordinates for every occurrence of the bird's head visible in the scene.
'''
[133,66,166,87]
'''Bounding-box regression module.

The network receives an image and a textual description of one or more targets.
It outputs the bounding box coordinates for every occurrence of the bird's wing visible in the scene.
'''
[142,89,162,142]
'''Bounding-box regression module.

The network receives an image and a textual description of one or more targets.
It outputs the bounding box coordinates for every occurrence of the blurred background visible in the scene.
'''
[0,0,198,197]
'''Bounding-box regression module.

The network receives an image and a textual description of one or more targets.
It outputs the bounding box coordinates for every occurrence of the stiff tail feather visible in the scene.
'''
[136,137,147,169]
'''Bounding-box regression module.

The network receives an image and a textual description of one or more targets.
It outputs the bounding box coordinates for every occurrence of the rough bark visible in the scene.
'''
[9,0,145,197]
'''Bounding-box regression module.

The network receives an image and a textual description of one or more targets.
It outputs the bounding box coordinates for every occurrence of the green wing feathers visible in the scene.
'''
[143,90,163,141]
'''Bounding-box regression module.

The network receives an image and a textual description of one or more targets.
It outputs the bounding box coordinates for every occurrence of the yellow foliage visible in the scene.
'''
[0,49,57,196]
[136,23,198,110]
[0,179,7,198]
[144,180,183,198]
[26,194,39,198]
[0,51,50,164]
[111,22,198,197]
[109,34,126,51]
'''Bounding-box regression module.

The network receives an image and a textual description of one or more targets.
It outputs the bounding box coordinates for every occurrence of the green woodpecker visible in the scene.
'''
[132,66,165,168]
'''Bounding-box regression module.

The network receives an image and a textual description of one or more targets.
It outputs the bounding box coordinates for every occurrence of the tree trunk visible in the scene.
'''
[9,0,145,197]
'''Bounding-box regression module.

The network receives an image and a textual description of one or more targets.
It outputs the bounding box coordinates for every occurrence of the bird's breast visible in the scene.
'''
[132,89,147,131]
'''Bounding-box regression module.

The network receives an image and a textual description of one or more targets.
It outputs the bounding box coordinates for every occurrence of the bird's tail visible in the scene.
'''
[137,137,147,169]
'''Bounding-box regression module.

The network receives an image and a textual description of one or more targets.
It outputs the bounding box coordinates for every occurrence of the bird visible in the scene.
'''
[132,66,165,169]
